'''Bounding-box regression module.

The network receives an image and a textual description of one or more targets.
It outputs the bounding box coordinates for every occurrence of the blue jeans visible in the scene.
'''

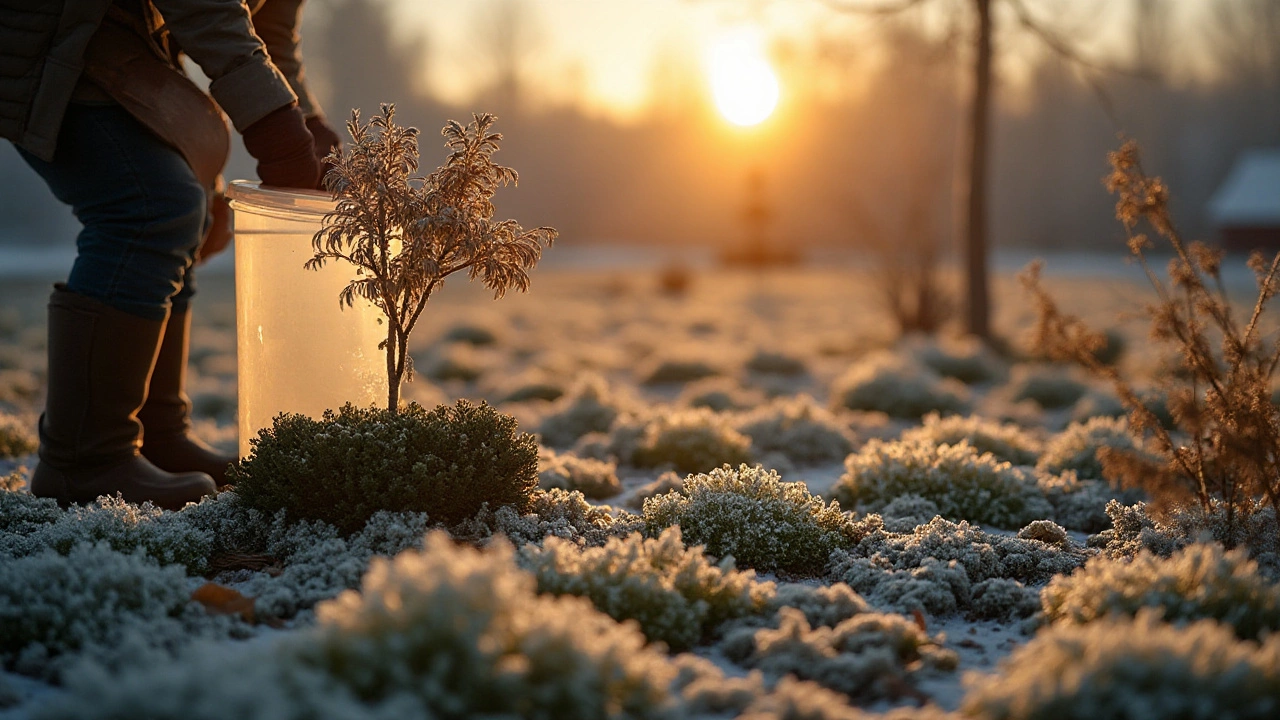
[18,102,208,320]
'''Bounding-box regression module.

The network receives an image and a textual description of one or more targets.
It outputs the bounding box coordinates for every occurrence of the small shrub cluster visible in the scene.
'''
[538,448,621,499]
[835,439,1052,529]
[537,374,631,447]
[0,412,35,459]
[831,351,970,419]
[679,378,764,412]
[1092,499,1280,579]
[625,471,685,511]
[459,488,642,549]
[1042,543,1280,640]
[827,516,1085,617]
[0,492,213,572]
[1006,364,1089,409]
[735,395,855,466]
[0,543,233,679]
[1035,470,1121,533]
[904,334,1007,385]
[1036,416,1152,481]
[643,465,862,576]
[722,607,956,702]
[744,350,809,377]
[962,610,1280,720]
[640,356,722,385]
[518,527,774,650]
[35,532,682,720]
[900,413,1041,466]
[231,400,538,534]
[631,409,753,474]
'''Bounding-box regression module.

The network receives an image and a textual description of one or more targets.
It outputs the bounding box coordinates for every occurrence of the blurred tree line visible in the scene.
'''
[1,0,1276,259]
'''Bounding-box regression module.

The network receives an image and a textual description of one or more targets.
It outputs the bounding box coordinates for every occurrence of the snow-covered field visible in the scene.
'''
[1,264,1278,719]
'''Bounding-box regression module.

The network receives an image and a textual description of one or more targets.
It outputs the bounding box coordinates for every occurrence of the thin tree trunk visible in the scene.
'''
[963,0,994,339]
[386,326,399,412]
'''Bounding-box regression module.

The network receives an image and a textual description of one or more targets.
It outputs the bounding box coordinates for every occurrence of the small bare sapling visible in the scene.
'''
[308,105,557,411]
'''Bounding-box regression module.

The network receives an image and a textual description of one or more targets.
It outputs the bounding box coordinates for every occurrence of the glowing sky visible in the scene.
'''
[389,0,1222,121]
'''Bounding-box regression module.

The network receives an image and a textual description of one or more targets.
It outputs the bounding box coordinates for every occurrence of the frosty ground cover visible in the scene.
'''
[1,268,1278,718]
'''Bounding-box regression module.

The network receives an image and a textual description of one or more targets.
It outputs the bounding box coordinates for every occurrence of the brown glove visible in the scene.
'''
[242,103,321,190]
[305,115,342,188]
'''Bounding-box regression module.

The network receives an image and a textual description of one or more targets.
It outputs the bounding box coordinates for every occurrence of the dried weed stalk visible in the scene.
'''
[1022,141,1280,542]
[309,105,557,410]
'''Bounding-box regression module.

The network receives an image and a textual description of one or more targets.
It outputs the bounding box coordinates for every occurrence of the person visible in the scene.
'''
[2,0,342,510]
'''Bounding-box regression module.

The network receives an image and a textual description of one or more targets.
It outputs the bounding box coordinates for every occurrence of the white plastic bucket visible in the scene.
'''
[226,180,385,458]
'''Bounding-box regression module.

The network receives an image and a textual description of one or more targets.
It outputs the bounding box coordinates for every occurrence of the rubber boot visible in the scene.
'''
[30,288,217,511]
[138,304,235,486]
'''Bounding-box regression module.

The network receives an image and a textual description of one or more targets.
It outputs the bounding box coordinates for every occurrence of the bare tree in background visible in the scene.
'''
[813,0,1125,340]
[470,0,545,113]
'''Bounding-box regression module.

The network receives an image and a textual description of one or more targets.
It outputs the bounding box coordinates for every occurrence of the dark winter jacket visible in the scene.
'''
[1,0,317,161]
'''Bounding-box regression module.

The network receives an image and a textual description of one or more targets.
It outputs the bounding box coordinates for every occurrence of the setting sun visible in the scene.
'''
[707,29,781,127]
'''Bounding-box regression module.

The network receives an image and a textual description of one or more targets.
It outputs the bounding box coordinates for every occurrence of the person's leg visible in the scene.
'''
[19,103,216,509]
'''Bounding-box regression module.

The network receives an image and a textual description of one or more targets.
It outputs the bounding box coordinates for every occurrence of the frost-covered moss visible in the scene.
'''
[1006,364,1089,409]
[735,396,854,466]
[538,374,632,448]
[961,610,1280,720]
[1041,543,1280,640]
[632,409,753,474]
[744,350,809,377]
[878,494,942,533]
[1035,416,1151,481]
[0,543,232,679]
[519,527,774,650]
[827,516,1086,617]
[539,448,622,499]
[640,356,722,385]
[1035,470,1119,533]
[0,492,214,572]
[724,608,956,702]
[905,335,1007,385]
[644,465,862,576]
[0,413,35,459]
[835,439,1052,529]
[459,488,642,548]
[831,352,970,419]
[900,413,1041,466]
[36,533,683,720]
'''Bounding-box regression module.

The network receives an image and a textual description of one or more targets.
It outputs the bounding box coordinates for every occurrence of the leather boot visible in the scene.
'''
[138,304,235,486]
[30,288,216,511]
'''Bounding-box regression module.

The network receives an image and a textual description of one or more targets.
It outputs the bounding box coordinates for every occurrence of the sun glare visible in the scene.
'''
[707,29,780,127]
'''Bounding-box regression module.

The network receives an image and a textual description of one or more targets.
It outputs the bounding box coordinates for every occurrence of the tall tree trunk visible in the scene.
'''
[386,328,399,412]
[964,0,994,339]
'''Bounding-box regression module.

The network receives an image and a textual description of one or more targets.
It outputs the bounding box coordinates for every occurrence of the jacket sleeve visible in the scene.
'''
[251,0,321,119]
[149,0,297,132]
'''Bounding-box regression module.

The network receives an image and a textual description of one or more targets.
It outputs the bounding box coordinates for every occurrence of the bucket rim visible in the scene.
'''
[226,180,336,218]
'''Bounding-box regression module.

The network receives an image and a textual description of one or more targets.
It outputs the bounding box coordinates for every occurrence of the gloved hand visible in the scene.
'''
[242,103,321,190]
[305,115,342,188]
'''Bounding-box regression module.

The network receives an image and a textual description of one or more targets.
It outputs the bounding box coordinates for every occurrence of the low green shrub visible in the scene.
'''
[230,401,538,534]
[831,351,970,419]
[905,334,1007,385]
[538,448,621,499]
[643,465,861,576]
[900,413,1041,466]
[632,409,753,474]
[961,610,1280,720]
[1036,416,1153,481]
[1041,543,1280,640]
[735,395,854,466]
[1006,364,1088,409]
[835,439,1052,529]
[519,527,774,650]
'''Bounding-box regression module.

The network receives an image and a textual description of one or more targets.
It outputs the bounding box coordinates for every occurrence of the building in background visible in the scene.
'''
[1208,150,1280,252]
